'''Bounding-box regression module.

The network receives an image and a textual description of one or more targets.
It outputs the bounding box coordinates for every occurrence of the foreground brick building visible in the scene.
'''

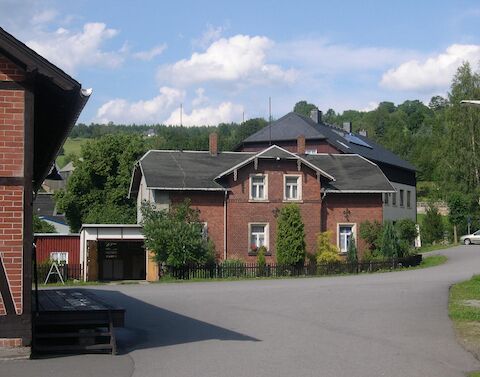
[129,138,394,265]
[0,28,90,349]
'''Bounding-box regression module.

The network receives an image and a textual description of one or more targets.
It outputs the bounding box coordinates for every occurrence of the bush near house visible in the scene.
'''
[275,204,306,267]
[316,231,341,264]
[141,199,213,267]
[33,215,56,233]
[421,202,445,244]
[359,220,383,253]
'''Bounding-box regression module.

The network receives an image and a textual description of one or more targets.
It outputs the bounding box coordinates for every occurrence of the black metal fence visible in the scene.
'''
[165,254,422,280]
[36,263,83,283]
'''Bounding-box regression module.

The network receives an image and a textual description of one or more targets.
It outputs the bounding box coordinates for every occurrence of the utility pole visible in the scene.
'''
[180,103,183,126]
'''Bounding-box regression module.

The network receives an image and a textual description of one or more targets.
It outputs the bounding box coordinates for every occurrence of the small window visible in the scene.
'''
[249,223,268,253]
[201,222,208,240]
[338,225,355,253]
[383,193,389,205]
[250,175,267,200]
[392,192,397,206]
[50,251,68,264]
[284,175,301,201]
[400,190,404,207]
[407,191,411,208]
[305,149,318,155]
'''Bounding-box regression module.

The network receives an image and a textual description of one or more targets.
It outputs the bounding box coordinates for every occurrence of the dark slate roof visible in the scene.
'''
[139,150,255,190]
[129,147,394,196]
[243,112,326,142]
[242,112,415,171]
[33,193,67,224]
[305,154,395,192]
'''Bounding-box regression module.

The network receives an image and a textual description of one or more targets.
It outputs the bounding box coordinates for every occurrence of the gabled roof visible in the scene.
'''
[241,112,415,172]
[305,154,395,193]
[128,146,395,197]
[214,145,335,181]
[0,27,91,189]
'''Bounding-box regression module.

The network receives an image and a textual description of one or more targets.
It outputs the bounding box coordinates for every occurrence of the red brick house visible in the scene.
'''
[237,110,417,222]
[0,27,90,349]
[129,136,394,266]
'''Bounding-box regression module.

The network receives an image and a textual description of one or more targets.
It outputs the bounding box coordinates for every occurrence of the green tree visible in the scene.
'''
[380,221,401,258]
[33,215,56,233]
[421,203,444,244]
[276,204,306,266]
[447,191,470,242]
[359,220,383,252]
[293,101,317,117]
[346,234,357,263]
[55,134,146,232]
[141,199,211,267]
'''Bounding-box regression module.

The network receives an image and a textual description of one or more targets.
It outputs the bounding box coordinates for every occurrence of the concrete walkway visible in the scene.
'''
[2,245,480,377]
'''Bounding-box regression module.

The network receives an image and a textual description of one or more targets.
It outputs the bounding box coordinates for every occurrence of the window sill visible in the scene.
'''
[248,251,272,257]
[283,199,303,203]
[248,199,270,203]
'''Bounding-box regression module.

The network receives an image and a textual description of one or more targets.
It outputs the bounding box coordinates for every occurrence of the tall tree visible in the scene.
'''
[276,204,306,266]
[55,134,146,232]
[293,101,317,117]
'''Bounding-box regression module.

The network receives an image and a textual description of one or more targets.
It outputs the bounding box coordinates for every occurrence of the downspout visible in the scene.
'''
[224,190,228,260]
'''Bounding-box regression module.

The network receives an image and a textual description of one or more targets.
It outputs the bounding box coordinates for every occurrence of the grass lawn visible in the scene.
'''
[417,254,447,268]
[56,137,89,167]
[449,275,480,368]
[417,243,457,254]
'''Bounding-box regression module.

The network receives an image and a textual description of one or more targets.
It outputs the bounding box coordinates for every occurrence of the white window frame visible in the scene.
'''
[201,222,208,240]
[383,193,389,205]
[305,149,318,155]
[249,174,268,201]
[248,223,269,252]
[337,223,357,254]
[283,174,302,201]
[50,251,68,264]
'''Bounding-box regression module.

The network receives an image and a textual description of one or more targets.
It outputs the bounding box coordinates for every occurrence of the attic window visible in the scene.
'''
[336,141,350,149]
[344,134,373,149]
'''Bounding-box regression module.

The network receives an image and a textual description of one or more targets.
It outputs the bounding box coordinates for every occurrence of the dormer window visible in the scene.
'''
[250,174,267,200]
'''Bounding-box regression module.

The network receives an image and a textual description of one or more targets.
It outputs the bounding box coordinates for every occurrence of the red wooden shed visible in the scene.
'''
[34,234,80,266]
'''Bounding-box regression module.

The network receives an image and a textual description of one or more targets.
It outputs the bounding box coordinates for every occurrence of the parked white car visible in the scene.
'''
[460,230,480,245]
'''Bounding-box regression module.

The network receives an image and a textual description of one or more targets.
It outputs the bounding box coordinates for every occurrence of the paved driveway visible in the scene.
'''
[3,246,480,377]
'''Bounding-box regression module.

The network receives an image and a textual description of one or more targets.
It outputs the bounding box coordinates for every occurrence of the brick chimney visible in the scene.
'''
[343,122,352,133]
[310,108,322,124]
[297,134,306,155]
[209,133,218,156]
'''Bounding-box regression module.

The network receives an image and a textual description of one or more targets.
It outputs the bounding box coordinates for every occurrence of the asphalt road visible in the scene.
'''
[3,245,480,377]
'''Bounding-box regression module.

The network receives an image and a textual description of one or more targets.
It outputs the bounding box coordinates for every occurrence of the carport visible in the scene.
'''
[79,224,148,281]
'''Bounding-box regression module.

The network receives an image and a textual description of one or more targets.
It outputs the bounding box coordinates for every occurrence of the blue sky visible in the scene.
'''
[1,0,480,125]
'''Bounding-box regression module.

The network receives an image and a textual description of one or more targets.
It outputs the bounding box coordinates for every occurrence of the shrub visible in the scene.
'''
[380,221,402,258]
[347,234,358,263]
[257,246,267,277]
[276,204,306,267]
[359,220,383,252]
[395,219,417,245]
[422,203,444,244]
[316,231,341,264]
[220,259,246,278]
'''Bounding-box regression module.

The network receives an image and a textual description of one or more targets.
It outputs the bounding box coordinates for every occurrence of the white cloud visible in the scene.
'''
[164,101,244,126]
[360,101,379,112]
[192,88,208,107]
[31,9,58,25]
[274,38,416,73]
[380,44,480,91]
[26,22,123,74]
[157,34,297,87]
[95,87,184,124]
[192,24,226,49]
[133,43,167,61]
